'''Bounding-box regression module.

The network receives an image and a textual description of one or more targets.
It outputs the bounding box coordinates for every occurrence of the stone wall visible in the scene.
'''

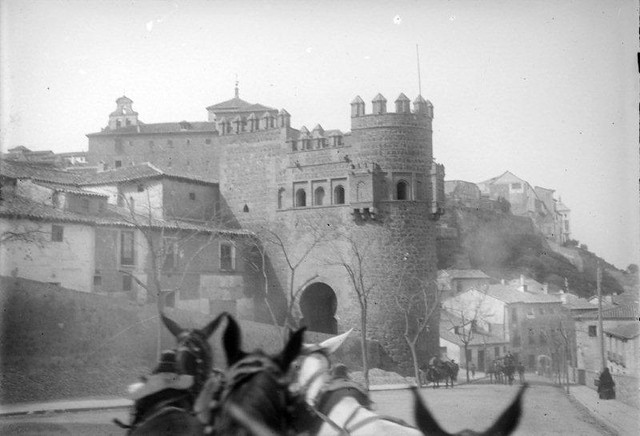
[0,276,389,403]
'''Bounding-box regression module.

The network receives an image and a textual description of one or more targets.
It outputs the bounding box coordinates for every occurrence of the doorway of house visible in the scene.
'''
[299,282,337,334]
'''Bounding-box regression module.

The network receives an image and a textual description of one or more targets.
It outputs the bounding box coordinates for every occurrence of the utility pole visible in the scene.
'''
[597,262,605,370]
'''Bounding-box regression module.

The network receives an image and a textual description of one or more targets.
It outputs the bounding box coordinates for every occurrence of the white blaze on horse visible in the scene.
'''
[294,329,423,435]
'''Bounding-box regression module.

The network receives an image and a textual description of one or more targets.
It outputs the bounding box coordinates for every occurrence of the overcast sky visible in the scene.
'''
[1,0,638,270]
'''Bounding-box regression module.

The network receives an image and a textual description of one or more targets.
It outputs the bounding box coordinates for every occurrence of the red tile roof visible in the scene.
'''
[605,323,640,340]
[1,159,80,185]
[483,284,562,304]
[78,163,218,186]
[0,195,251,236]
[87,121,219,136]
[575,304,640,320]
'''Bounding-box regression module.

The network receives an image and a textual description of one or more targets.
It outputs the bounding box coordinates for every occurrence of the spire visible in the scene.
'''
[235,75,239,98]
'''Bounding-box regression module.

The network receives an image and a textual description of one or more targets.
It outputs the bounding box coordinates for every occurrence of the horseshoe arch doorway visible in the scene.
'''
[299,282,337,334]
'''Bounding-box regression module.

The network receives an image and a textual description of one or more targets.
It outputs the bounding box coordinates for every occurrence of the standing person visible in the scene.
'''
[597,367,616,400]
[470,362,476,378]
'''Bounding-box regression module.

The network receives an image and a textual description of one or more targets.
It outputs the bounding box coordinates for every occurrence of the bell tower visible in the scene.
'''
[109,96,139,130]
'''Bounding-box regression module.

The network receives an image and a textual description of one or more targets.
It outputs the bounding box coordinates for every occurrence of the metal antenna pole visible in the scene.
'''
[416,44,422,95]
[597,262,605,370]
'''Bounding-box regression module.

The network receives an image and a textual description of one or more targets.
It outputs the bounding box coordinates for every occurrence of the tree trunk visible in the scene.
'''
[407,338,421,387]
[360,306,370,390]
[464,343,470,382]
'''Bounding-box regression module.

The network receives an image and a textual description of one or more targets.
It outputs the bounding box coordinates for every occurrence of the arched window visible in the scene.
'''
[295,189,306,207]
[396,180,409,200]
[333,185,345,204]
[116,119,122,128]
[314,187,325,206]
[277,188,285,209]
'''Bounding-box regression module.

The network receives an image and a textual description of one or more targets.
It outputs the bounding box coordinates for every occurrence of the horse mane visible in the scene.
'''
[216,358,294,435]
[212,315,306,436]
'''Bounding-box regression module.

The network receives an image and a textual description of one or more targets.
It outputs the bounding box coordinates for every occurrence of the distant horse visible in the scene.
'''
[412,384,528,435]
[115,312,228,435]
[294,330,423,435]
[198,315,307,436]
[424,361,459,389]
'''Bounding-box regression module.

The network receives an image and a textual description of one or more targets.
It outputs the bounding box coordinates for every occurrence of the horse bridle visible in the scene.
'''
[175,330,212,391]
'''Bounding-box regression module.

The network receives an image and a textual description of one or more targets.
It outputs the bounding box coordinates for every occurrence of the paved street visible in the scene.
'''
[0,382,626,435]
[371,383,617,435]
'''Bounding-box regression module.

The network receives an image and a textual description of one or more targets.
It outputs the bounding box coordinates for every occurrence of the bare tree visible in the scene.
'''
[325,227,378,389]
[540,310,575,393]
[0,222,49,247]
[248,214,338,340]
[394,273,441,386]
[442,288,493,382]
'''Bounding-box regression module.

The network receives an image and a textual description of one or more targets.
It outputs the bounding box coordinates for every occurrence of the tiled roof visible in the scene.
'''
[78,163,218,186]
[605,323,640,340]
[0,159,80,185]
[575,304,639,320]
[440,310,507,346]
[484,284,562,304]
[206,97,275,114]
[443,269,490,280]
[0,195,252,236]
[33,182,108,198]
[87,121,219,136]
[552,292,598,310]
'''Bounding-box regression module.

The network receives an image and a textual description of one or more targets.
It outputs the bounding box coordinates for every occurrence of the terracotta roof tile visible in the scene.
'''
[0,159,80,185]
[604,323,640,340]
[575,304,639,320]
[78,163,218,186]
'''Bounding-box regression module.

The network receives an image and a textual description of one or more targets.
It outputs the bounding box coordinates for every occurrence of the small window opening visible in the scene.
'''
[333,185,345,204]
[243,204,249,212]
[396,180,409,200]
[189,192,196,200]
[278,188,285,209]
[115,160,122,168]
[314,187,325,206]
[295,189,306,207]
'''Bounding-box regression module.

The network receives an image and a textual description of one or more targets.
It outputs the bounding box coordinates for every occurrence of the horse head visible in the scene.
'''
[212,315,306,435]
[412,384,527,436]
[294,328,353,405]
[161,311,229,396]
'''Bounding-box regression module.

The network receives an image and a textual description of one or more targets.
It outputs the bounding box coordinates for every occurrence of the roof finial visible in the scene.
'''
[235,74,239,98]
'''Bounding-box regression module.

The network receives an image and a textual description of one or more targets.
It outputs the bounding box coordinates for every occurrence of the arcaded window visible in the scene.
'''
[295,189,306,207]
[396,180,409,200]
[314,187,325,206]
[278,188,285,209]
[333,185,345,204]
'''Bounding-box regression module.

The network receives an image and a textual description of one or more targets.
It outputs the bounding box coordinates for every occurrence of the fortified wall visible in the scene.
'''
[86,91,445,373]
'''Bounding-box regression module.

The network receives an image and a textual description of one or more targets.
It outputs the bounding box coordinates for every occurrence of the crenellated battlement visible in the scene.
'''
[350,93,434,130]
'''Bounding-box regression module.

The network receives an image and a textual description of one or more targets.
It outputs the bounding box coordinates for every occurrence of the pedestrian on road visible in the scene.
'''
[597,367,616,400]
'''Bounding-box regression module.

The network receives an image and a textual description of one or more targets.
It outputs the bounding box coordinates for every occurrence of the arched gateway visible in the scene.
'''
[299,282,337,334]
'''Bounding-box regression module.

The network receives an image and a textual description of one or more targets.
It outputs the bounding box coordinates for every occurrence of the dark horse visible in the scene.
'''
[198,315,308,436]
[412,384,528,435]
[115,311,228,435]
[424,361,459,388]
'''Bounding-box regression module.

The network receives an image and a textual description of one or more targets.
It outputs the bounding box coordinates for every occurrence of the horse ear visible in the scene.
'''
[223,315,246,366]
[481,383,527,436]
[161,312,184,338]
[278,327,306,371]
[200,312,228,339]
[411,386,450,436]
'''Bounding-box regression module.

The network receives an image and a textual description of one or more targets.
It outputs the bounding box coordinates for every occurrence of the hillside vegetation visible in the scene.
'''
[437,206,632,298]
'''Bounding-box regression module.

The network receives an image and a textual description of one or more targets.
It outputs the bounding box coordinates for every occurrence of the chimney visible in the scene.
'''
[519,274,527,292]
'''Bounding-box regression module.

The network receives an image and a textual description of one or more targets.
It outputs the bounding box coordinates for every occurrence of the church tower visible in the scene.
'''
[108,96,139,130]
